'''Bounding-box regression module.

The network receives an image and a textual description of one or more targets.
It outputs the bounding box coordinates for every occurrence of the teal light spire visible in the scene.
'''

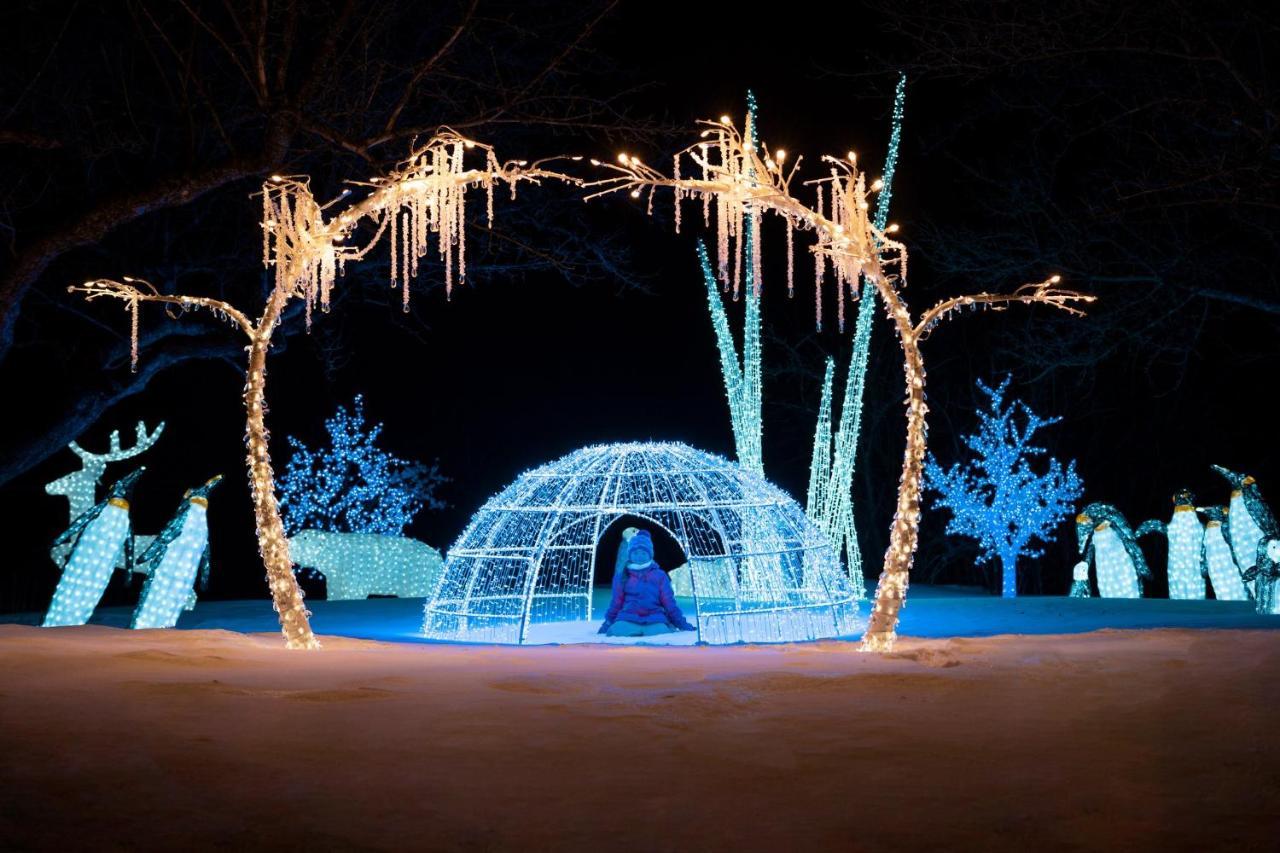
[807,73,907,593]
[700,241,763,473]
[699,92,765,474]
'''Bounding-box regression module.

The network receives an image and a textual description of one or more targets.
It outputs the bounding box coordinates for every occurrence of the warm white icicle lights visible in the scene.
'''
[71,132,572,649]
[585,103,1093,651]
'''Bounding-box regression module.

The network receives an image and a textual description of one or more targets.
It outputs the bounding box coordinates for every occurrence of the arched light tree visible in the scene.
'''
[700,80,906,597]
[72,132,572,649]
[584,111,1094,650]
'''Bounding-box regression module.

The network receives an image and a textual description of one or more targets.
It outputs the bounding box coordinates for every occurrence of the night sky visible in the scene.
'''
[1,0,1274,610]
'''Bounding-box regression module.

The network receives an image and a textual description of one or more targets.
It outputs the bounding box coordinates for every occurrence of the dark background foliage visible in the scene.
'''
[1,0,1274,610]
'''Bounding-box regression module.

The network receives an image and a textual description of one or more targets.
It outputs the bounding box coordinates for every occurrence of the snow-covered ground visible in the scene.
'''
[2,589,1278,850]
[4,585,1277,644]
[1,620,1278,851]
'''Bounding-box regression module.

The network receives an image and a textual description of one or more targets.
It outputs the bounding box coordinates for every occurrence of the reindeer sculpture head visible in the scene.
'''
[46,421,165,520]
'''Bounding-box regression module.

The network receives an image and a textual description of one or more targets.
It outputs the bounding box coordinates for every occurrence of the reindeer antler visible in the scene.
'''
[69,420,166,463]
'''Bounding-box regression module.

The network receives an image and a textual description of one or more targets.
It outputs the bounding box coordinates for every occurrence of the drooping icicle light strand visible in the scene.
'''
[71,132,574,650]
[584,101,1094,651]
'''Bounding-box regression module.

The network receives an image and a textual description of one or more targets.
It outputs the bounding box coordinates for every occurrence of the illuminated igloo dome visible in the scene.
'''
[422,441,862,645]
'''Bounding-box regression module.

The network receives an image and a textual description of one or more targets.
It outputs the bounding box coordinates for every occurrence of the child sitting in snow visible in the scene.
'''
[599,528,696,637]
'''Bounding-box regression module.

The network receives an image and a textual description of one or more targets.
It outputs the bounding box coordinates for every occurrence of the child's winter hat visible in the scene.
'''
[628,529,655,563]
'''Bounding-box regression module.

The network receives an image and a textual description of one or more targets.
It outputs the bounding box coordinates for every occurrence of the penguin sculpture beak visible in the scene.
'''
[1211,464,1241,485]
[117,466,146,492]
[1075,515,1092,553]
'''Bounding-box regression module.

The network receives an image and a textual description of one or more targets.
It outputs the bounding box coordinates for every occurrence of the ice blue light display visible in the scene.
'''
[1069,561,1092,597]
[1246,538,1280,615]
[277,395,446,536]
[132,475,222,629]
[45,421,165,577]
[44,468,144,627]
[1077,503,1150,599]
[925,377,1083,598]
[422,442,862,645]
[1198,506,1250,601]
[1137,489,1206,600]
[699,241,762,474]
[1212,466,1276,595]
[289,529,443,600]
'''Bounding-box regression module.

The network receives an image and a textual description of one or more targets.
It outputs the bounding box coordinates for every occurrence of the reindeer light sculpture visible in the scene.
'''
[46,422,167,583]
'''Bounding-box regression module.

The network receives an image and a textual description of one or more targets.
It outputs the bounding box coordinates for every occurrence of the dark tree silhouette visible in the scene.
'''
[0,0,653,486]
[856,0,1279,381]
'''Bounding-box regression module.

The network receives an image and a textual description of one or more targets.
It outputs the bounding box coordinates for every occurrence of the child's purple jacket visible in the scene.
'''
[604,564,694,629]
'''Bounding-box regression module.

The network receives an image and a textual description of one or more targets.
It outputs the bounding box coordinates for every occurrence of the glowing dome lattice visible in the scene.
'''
[422,442,862,645]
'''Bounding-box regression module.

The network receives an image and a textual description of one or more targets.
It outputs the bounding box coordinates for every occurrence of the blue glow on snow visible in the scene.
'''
[12,588,1280,644]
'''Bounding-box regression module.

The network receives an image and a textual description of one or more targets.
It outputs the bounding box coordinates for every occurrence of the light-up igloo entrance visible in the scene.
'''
[421,442,862,645]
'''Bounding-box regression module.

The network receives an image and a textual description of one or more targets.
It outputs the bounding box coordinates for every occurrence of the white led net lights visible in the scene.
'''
[422,442,862,645]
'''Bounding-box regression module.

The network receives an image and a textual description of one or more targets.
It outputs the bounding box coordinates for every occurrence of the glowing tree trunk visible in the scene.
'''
[72,133,570,648]
[1000,554,1018,599]
[861,306,927,646]
[243,296,316,647]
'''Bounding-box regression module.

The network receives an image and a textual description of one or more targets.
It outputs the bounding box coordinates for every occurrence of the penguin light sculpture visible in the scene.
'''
[1137,488,1206,600]
[1197,506,1250,601]
[1068,560,1091,597]
[131,475,222,629]
[1211,466,1277,592]
[1244,538,1280,615]
[43,468,144,627]
[1076,503,1150,599]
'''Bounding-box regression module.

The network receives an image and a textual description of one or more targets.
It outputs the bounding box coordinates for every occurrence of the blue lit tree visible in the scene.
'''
[924,377,1083,598]
[278,396,446,537]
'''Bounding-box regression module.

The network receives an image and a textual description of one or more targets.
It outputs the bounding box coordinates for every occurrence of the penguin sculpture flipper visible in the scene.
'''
[1136,519,1165,538]
[1115,515,1152,581]
[140,501,190,566]
[123,519,135,574]
[1244,490,1278,536]
[51,501,107,565]
[132,475,220,629]
[197,545,211,591]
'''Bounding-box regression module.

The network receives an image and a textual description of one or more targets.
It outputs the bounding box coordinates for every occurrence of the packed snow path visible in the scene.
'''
[0,623,1277,851]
